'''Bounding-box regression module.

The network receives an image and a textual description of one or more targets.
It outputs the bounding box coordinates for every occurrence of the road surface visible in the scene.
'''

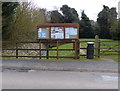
[2,70,118,89]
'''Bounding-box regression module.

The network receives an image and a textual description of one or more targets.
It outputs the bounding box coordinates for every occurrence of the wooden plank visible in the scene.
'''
[100,41,119,42]
[80,41,95,43]
[100,44,119,46]
[49,27,51,39]
[80,48,87,49]
[47,49,74,51]
[39,40,41,59]
[100,48,119,49]
[56,49,74,51]
[16,49,40,50]
[38,40,72,43]
[37,23,79,28]
[16,40,119,44]
[2,56,75,58]
[74,40,77,59]
[46,40,49,59]
[100,51,120,52]
[100,54,119,55]
[2,49,74,51]
[64,27,65,39]
[79,55,87,56]
[76,40,80,59]
[56,41,59,59]
[47,41,74,43]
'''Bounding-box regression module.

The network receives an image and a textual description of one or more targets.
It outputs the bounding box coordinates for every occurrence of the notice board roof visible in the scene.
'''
[37,23,79,28]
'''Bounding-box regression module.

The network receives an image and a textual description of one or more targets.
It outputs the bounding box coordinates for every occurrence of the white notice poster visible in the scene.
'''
[71,28,77,35]
[65,27,77,39]
[51,27,64,39]
[38,28,49,39]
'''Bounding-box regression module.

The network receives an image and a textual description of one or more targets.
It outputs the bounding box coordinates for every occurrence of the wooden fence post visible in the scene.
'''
[76,40,80,59]
[95,35,100,58]
[46,40,49,59]
[16,42,18,58]
[74,40,78,59]
[56,40,59,59]
[39,40,41,59]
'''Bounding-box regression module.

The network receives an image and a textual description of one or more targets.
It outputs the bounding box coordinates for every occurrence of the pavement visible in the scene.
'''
[1,59,118,73]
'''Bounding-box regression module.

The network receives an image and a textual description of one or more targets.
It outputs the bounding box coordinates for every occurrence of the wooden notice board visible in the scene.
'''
[37,23,79,40]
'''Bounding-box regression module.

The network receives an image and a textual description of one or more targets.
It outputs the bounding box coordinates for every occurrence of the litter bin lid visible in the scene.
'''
[87,42,94,44]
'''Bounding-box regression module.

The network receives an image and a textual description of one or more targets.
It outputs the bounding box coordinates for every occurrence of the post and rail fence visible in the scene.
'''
[2,36,120,59]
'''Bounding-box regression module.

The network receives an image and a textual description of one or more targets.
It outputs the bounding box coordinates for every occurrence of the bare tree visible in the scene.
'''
[11,2,47,42]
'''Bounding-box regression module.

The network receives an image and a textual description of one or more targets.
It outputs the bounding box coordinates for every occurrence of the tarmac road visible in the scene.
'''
[2,70,118,89]
[1,59,119,89]
[1,59,118,73]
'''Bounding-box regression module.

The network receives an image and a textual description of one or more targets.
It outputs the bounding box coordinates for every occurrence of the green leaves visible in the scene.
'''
[97,5,118,39]
[2,2,19,40]
[80,11,95,38]
[50,10,64,23]
[60,5,79,23]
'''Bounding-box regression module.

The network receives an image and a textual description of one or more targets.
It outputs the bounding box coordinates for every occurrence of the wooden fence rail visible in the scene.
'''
[2,40,79,59]
[2,36,119,59]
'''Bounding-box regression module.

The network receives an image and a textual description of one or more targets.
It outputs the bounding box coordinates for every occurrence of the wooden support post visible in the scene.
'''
[74,40,77,59]
[73,43,75,50]
[16,42,18,58]
[56,40,59,59]
[95,35,100,58]
[46,40,49,59]
[39,40,41,59]
[76,40,80,59]
[98,40,100,57]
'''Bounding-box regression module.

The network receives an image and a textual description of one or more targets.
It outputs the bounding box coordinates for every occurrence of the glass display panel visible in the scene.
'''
[38,28,49,39]
[65,27,78,39]
[51,27,64,39]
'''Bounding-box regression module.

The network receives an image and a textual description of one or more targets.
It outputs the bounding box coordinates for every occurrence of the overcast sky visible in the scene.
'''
[30,0,119,21]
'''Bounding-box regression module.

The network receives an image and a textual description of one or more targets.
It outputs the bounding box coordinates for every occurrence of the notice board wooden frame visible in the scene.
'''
[37,23,79,40]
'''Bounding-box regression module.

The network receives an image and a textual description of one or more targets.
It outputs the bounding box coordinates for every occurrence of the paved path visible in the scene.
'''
[1,59,118,73]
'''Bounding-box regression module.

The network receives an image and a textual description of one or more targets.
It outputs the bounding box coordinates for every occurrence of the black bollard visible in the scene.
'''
[87,42,94,59]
